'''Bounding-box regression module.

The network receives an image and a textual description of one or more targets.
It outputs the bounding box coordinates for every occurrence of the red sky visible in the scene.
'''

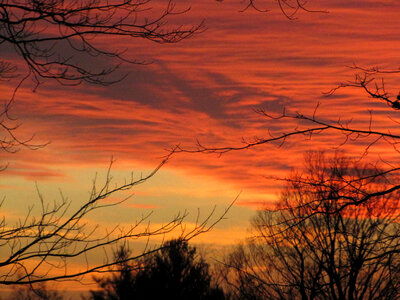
[1,0,400,264]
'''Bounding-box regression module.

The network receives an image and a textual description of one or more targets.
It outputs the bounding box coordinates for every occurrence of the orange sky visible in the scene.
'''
[1,0,400,291]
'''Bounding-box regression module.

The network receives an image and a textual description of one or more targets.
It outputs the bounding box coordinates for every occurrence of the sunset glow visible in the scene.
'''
[1,0,400,294]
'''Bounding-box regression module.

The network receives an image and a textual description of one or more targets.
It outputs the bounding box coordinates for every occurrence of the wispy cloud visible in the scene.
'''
[1,0,400,230]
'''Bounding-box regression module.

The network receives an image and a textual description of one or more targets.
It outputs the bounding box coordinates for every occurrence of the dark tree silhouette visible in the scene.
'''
[221,152,400,300]
[89,238,226,300]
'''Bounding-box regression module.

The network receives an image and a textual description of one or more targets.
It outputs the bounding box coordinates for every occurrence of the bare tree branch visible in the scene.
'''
[0,0,204,86]
[0,149,233,285]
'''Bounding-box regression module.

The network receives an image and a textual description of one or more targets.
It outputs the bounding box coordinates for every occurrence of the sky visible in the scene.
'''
[1,0,400,292]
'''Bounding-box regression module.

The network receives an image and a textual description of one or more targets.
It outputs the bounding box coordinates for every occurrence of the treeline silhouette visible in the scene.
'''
[8,152,400,300]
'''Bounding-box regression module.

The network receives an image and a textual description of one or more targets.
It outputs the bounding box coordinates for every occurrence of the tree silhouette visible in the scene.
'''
[221,152,400,300]
[90,239,226,300]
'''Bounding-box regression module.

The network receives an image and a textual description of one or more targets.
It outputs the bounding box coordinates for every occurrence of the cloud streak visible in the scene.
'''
[2,0,400,213]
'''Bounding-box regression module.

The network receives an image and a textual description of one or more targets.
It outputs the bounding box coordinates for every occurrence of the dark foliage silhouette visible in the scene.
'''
[90,238,226,300]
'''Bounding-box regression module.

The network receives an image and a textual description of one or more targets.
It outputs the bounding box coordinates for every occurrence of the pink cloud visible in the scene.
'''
[0,0,399,197]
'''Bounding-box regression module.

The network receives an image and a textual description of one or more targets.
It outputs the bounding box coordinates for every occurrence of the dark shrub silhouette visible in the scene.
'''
[90,239,226,300]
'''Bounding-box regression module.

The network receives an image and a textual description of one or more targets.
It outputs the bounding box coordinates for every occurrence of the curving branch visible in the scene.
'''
[176,106,400,156]
[235,0,327,19]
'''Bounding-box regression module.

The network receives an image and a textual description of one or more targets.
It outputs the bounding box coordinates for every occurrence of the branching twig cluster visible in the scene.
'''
[0,150,233,285]
[0,0,203,86]
[220,153,400,299]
